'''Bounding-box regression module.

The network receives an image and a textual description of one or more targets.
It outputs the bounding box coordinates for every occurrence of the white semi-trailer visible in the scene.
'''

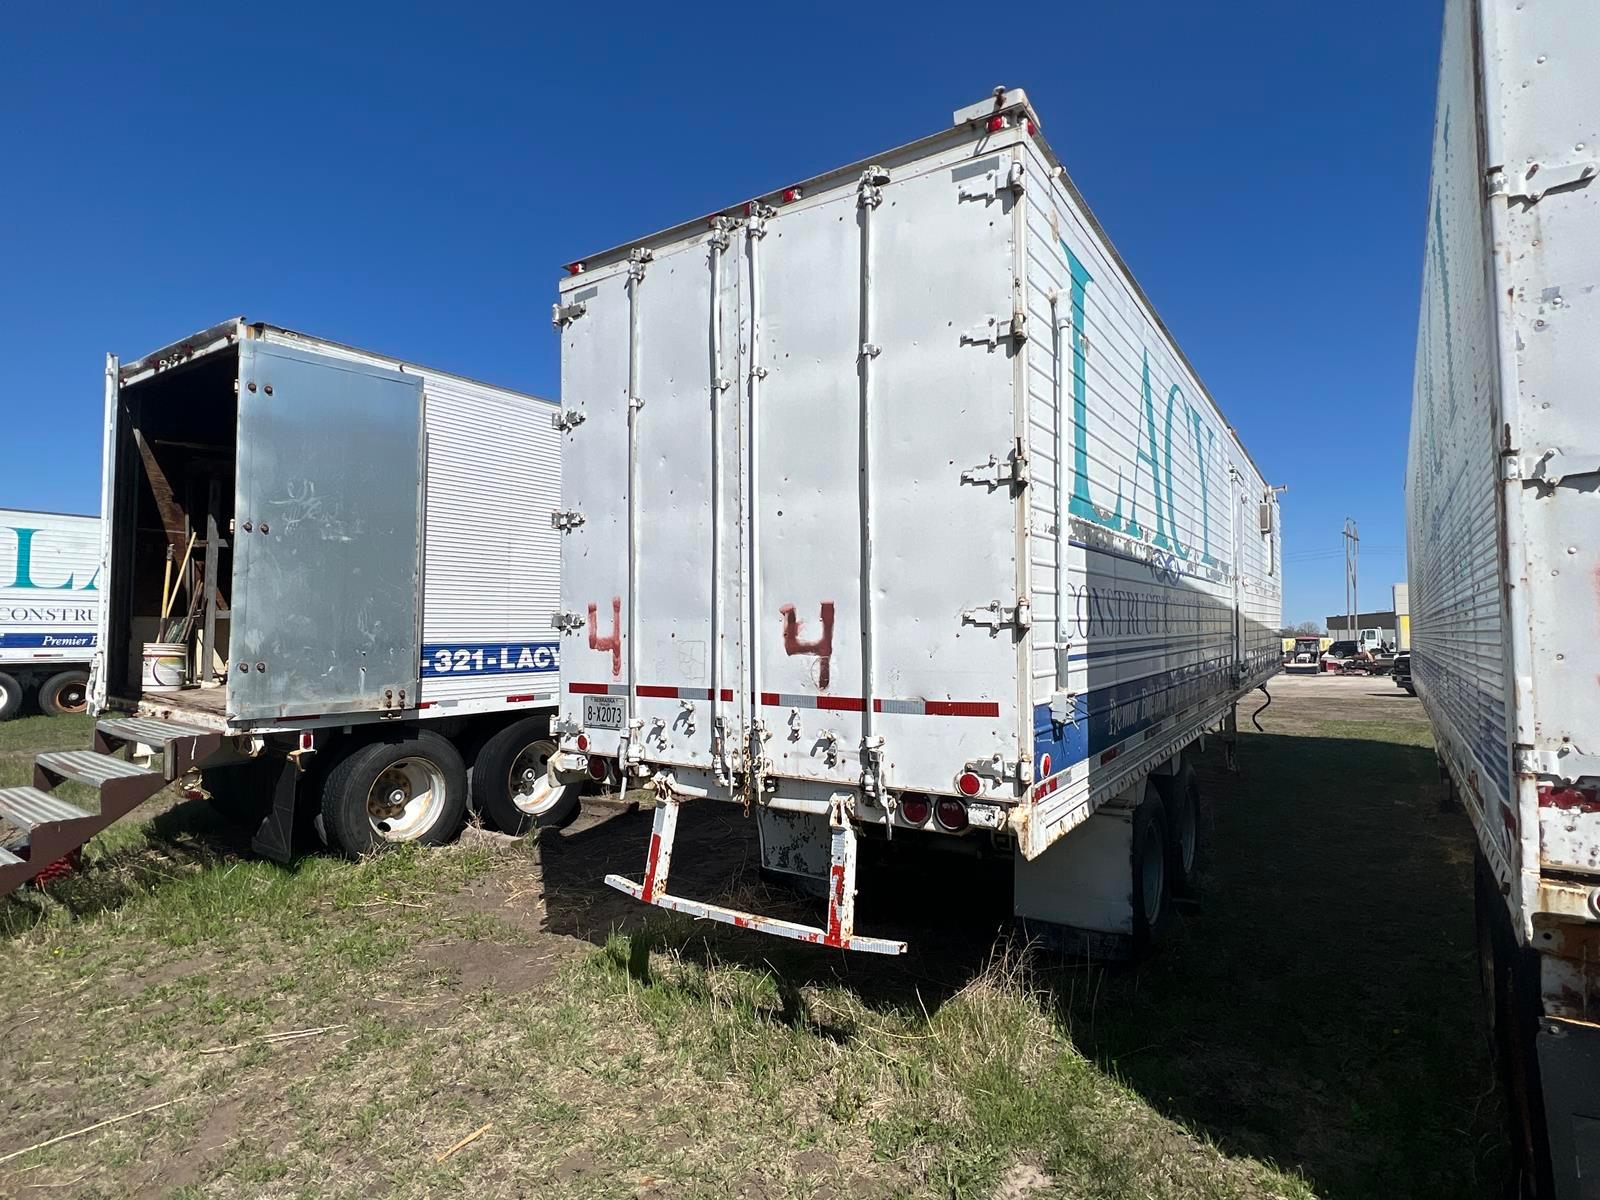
[0,320,564,895]
[549,88,1282,955]
[1408,2,1600,1194]
[0,510,100,720]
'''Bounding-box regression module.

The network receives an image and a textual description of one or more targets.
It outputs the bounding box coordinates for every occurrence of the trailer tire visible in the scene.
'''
[472,718,577,836]
[1154,763,1201,898]
[0,672,21,722]
[320,732,468,857]
[1131,782,1172,955]
[37,670,90,717]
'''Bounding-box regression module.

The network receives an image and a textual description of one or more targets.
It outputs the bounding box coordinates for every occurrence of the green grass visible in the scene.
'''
[0,685,1498,1198]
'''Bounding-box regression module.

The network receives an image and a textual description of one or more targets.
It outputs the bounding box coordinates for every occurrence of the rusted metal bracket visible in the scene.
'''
[963,598,1032,632]
[958,160,1026,202]
[550,510,586,532]
[550,611,586,633]
[961,439,1030,490]
[961,311,1027,347]
[551,300,587,327]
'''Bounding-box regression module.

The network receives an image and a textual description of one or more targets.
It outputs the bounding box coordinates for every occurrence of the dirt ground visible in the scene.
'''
[0,673,1499,1199]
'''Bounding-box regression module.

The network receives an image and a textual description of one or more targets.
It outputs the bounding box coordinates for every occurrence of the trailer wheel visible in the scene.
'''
[320,732,468,857]
[472,718,577,836]
[1131,782,1172,955]
[38,670,89,717]
[0,672,21,722]
[1154,763,1202,898]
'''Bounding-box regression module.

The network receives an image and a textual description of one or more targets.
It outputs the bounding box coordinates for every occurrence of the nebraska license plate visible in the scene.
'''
[582,694,625,730]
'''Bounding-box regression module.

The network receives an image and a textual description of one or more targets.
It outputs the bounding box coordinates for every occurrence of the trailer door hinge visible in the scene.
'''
[961,439,1029,490]
[958,161,1026,202]
[551,611,587,633]
[552,300,587,327]
[1490,159,1597,203]
[961,311,1027,347]
[627,246,654,280]
[550,510,586,531]
[1504,448,1600,487]
[962,598,1031,632]
[552,408,586,431]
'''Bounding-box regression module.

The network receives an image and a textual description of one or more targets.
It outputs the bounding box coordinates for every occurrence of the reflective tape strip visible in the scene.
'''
[569,682,629,696]
[636,685,735,701]
[758,693,998,717]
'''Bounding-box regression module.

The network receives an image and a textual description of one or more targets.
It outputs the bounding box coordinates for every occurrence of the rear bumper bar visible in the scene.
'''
[602,792,907,956]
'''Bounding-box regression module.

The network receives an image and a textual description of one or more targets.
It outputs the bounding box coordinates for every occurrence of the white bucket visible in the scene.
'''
[141,642,188,692]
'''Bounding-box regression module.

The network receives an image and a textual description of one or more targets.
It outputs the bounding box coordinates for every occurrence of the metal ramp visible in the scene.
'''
[0,717,222,897]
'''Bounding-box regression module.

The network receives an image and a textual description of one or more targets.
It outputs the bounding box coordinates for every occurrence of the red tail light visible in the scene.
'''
[935,797,969,832]
[587,756,610,781]
[575,733,589,752]
[956,771,983,797]
[898,794,931,825]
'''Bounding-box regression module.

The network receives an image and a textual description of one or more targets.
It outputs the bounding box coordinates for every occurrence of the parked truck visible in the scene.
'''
[0,320,563,895]
[1408,2,1600,1194]
[549,87,1282,955]
[0,510,100,720]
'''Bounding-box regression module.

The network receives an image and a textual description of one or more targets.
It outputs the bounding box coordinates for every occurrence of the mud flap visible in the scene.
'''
[250,757,300,864]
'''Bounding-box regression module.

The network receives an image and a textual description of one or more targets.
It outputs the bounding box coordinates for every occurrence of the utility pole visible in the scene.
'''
[1343,518,1359,641]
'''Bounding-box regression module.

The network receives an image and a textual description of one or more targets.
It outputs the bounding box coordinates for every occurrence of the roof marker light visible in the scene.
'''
[987,115,1007,133]
[782,187,803,203]
[567,261,585,276]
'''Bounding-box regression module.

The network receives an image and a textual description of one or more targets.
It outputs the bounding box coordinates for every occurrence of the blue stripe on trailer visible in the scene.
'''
[0,632,97,648]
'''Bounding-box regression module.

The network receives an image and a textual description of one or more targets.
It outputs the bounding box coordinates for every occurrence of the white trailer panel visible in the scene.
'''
[1409,2,1600,1192]
[555,90,1280,951]
[0,511,100,668]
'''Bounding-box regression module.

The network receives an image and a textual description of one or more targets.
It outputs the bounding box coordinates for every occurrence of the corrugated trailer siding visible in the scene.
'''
[1407,0,1516,879]
[1019,137,1280,849]
[420,376,561,704]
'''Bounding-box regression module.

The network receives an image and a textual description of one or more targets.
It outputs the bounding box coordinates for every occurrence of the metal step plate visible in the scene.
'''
[96,717,213,747]
[34,751,160,790]
[0,787,92,830]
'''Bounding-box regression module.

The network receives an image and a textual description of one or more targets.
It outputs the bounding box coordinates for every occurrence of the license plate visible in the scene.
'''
[583,695,625,730]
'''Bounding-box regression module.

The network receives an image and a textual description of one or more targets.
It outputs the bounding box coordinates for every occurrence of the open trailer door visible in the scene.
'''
[229,339,424,722]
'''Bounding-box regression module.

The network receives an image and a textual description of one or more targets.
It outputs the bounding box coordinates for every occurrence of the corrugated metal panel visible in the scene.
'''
[1407,0,1517,891]
[1020,138,1280,851]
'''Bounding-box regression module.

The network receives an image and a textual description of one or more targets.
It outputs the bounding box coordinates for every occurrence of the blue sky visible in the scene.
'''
[1,3,1440,627]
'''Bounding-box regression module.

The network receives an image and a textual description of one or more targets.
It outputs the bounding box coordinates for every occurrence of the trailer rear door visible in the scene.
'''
[230,340,424,721]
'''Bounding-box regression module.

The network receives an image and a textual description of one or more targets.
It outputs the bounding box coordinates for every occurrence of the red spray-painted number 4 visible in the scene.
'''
[588,597,622,677]
[780,602,835,690]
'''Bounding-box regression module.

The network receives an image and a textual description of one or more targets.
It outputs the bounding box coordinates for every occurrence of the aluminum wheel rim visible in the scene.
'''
[56,681,87,714]
[367,757,448,841]
[508,739,560,815]
[1141,828,1166,919]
